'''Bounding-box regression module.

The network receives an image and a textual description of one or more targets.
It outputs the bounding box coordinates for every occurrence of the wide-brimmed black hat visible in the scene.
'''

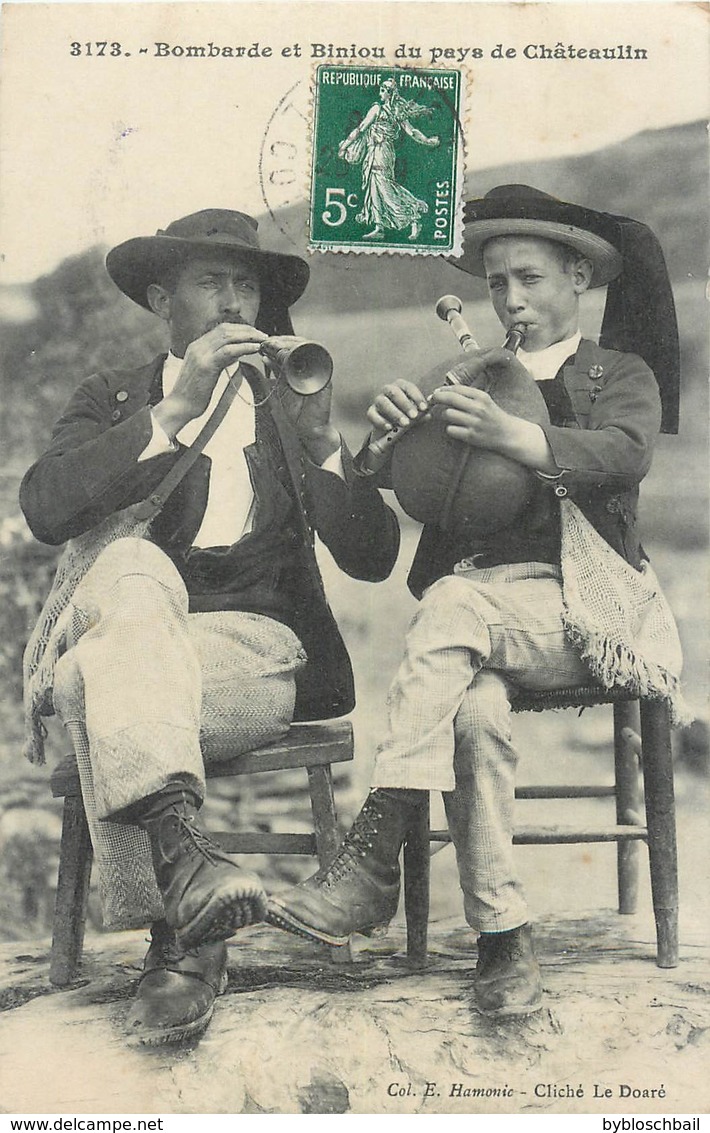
[454,184,623,286]
[450,185,680,433]
[106,209,310,313]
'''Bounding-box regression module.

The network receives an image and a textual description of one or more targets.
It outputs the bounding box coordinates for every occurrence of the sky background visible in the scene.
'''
[0,1,707,284]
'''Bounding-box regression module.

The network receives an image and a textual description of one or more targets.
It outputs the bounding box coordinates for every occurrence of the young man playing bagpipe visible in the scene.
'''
[266,185,688,1018]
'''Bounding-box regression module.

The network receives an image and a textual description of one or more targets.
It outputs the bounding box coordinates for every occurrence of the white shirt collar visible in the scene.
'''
[518,330,582,382]
[159,355,256,548]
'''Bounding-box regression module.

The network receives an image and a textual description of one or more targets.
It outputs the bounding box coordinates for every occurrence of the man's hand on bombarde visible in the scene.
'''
[153,323,268,438]
[277,377,341,467]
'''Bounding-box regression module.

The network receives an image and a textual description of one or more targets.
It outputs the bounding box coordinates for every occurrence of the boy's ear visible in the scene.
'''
[573,257,594,294]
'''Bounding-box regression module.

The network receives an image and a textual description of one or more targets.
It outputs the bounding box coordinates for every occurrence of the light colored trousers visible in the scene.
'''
[372,562,591,934]
[53,538,305,929]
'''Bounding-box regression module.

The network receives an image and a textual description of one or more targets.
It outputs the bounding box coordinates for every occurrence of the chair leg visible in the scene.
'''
[613,700,642,914]
[50,795,93,987]
[306,764,340,868]
[639,700,679,968]
[403,793,431,968]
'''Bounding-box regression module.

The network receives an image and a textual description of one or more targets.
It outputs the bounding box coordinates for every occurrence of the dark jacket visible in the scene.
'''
[394,340,661,598]
[20,355,400,720]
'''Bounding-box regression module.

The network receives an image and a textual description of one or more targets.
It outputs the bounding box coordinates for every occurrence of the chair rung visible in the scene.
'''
[513,825,648,844]
[213,831,317,855]
[427,824,647,846]
[515,785,617,799]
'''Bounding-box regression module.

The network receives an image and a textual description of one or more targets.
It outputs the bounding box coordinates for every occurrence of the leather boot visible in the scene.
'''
[138,783,266,950]
[266,789,422,946]
[125,919,228,1045]
[473,923,543,1018]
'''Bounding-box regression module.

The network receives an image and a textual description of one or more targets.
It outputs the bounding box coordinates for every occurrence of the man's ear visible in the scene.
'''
[146,283,172,322]
[572,257,594,294]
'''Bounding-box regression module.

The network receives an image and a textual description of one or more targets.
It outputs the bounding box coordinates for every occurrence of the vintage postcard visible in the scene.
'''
[0,0,708,1121]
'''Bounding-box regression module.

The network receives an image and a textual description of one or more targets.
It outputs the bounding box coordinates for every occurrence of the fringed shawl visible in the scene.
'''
[559,499,690,726]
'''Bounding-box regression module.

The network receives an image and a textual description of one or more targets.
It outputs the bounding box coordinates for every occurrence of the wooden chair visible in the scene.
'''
[402,687,678,969]
[48,719,353,986]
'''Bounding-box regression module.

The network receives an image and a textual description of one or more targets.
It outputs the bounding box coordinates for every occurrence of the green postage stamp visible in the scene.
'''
[309,65,465,255]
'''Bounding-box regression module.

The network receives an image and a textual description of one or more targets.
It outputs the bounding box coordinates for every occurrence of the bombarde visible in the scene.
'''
[259,336,333,396]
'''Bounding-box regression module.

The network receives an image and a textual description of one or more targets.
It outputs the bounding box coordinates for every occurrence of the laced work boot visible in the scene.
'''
[125,919,228,1046]
[266,788,422,946]
[473,923,543,1018]
[138,783,266,951]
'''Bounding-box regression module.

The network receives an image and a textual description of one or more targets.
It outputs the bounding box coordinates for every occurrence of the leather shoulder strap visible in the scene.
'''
[132,366,242,520]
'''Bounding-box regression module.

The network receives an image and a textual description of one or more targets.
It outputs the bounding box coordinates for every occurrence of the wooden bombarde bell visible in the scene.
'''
[259,336,333,395]
[388,298,551,534]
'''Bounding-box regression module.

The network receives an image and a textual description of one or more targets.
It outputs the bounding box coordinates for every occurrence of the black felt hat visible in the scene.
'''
[451,185,680,432]
[106,209,310,335]
[455,184,623,286]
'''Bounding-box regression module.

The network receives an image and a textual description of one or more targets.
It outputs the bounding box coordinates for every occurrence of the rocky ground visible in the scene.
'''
[1,757,708,1116]
[0,907,707,1116]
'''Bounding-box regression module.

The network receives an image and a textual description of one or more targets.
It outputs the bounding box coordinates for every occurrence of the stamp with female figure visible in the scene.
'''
[309,66,465,255]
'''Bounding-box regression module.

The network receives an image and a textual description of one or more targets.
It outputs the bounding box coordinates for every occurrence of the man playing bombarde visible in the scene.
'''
[21,209,399,1044]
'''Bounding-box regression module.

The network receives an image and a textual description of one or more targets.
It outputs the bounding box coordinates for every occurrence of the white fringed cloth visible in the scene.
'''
[559,499,691,726]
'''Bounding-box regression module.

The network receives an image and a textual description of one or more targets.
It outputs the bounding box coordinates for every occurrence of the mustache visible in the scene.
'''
[206,317,251,332]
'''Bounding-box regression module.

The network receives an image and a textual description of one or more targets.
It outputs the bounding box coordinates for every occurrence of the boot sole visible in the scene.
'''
[125,970,229,1046]
[264,903,389,947]
[177,892,266,952]
[126,1004,215,1046]
[474,997,543,1019]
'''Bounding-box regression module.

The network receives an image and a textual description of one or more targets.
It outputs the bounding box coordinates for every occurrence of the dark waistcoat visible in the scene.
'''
[166,389,302,628]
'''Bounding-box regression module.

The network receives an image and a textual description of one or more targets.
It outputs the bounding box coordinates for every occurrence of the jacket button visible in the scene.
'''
[588,364,604,380]
[589,384,602,403]
[554,484,568,498]
[115,390,129,403]
[111,409,122,421]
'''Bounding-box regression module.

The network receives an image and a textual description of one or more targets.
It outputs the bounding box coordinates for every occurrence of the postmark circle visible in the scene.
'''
[259,80,309,250]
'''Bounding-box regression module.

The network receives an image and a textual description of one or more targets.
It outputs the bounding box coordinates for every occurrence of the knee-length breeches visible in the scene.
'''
[53,538,306,929]
[372,562,590,932]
